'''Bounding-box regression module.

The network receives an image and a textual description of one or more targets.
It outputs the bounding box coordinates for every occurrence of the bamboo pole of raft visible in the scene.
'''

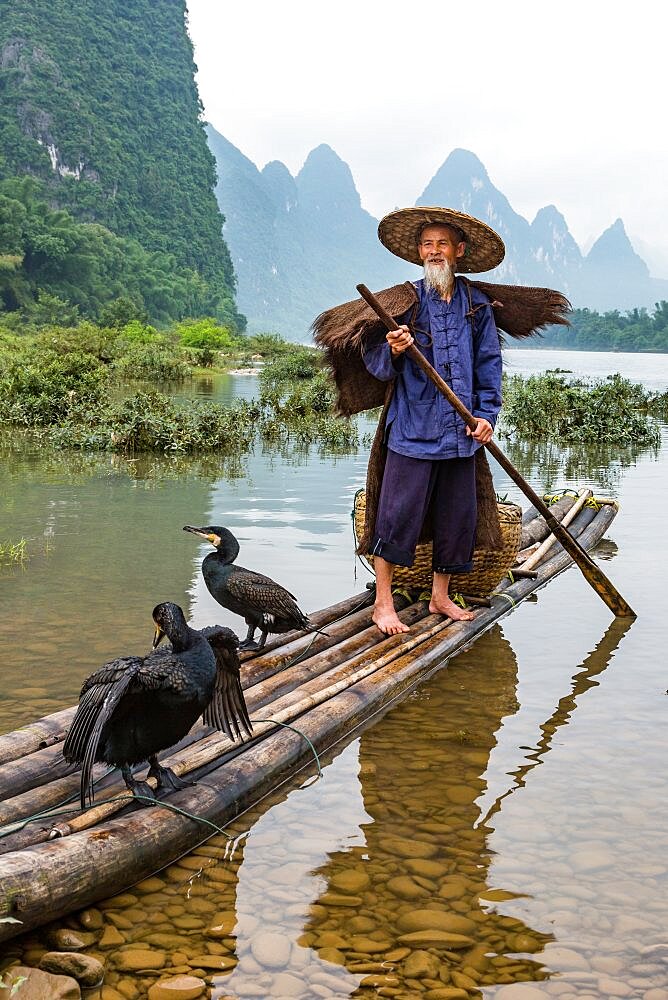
[519,494,576,550]
[244,600,425,706]
[0,504,617,937]
[0,708,76,768]
[242,589,373,657]
[356,283,636,620]
[240,597,405,685]
[520,489,592,571]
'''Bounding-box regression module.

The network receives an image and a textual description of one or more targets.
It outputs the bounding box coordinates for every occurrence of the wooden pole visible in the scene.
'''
[355,283,636,619]
[521,488,592,571]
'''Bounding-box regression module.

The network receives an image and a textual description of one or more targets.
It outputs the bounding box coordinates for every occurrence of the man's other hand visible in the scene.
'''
[386,325,413,356]
[466,418,493,444]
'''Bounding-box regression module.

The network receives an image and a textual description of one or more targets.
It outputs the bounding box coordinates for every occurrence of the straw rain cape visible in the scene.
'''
[312,279,570,555]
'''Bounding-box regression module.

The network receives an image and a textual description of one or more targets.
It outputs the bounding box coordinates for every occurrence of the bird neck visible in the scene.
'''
[168,623,197,653]
[214,538,239,565]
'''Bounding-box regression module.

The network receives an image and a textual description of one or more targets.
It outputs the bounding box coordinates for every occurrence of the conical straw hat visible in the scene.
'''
[378,206,505,273]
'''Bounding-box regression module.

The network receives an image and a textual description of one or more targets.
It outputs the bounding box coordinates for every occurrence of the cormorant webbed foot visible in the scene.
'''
[121,766,157,807]
[148,757,192,792]
[239,624,259,651]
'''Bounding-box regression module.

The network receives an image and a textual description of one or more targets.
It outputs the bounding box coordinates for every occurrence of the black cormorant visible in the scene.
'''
[63,603,251,807]
[183,525,311,650]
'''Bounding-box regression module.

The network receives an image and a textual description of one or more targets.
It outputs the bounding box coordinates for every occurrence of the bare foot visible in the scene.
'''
[429,596,475,622]
[372,602,410,636]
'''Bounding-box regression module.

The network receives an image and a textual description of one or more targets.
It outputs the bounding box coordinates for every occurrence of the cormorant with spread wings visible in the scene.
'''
[63,602,251,807]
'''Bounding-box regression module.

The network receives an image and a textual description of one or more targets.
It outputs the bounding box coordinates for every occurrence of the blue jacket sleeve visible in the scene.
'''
[472,303,502,427]
[361,338,405,382]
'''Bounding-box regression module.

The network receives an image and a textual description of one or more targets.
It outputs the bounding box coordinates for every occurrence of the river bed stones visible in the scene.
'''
[38,951,104,987]
[0,965,81,999]
[396,910,476,936]
[112,950,166,972]
[146,977,206,1000]
[329,870,370,893]
[45,928,98,951]
[386,875,429,899]
[398,929,475,949]
[250,931,291,969]
[403,949,441,979]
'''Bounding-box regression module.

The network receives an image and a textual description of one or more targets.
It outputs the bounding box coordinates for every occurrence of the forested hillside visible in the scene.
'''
[523,302,668,353]
[0,0,243,327]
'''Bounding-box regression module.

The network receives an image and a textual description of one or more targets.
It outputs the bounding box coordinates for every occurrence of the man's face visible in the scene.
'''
[417,224,466,268]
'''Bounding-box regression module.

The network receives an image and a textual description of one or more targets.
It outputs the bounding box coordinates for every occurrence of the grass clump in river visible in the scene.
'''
[45,392,261,455]
[259,346,361,450]
[0,538,27,566]
[500,373,661,447]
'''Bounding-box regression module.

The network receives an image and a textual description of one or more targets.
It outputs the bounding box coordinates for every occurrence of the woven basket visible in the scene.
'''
[353,490,522,597]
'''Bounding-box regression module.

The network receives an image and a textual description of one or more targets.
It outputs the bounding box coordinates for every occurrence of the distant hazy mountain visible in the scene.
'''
[207,129,667,337]
[207,129,406,335]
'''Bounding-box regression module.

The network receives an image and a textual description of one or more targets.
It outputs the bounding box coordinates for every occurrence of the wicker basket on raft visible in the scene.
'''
[353,490,522,597]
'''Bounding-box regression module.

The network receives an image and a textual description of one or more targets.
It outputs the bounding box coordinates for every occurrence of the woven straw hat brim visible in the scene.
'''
[378,206,505,273]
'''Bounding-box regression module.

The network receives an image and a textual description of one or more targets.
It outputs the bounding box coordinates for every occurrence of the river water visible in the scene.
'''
[0,350,666,999]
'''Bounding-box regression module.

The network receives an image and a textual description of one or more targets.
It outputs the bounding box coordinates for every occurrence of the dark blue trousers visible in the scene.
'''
[370,449,476,573]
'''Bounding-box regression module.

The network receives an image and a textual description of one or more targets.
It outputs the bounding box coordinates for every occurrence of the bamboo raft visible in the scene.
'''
[0,493,619,942]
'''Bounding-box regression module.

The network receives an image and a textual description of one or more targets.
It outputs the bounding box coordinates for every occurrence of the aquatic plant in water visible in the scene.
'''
[0,538,27,566]
[500,373,661,447]
[0,350,109,426]
[43,391,261,455]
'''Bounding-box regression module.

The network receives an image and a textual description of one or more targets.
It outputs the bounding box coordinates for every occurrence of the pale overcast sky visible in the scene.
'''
[187,0,668,276]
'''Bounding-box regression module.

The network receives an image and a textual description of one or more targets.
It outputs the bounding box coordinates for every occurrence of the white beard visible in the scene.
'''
[423,259,455,298]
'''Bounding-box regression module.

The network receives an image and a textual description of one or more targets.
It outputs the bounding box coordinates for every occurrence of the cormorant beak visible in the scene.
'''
[183,525,219,546]
[184,525,209,540]
[153,625,165,649]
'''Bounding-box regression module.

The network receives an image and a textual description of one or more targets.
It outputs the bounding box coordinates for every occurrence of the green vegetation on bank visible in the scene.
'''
[0,323,361,454]
[526,301,668,353]
[1,0,242,327]
[0,321,663,456]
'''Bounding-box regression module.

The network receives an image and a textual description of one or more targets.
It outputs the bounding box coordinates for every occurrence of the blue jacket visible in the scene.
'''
[362,278,502,460]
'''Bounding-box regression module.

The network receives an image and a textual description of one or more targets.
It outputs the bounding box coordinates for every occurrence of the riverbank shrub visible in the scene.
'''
[112,344,191,382]
[259,349,335,416]
[246,334,300,359]
[0,349,109,426]
[525,301,668,353]
[500,373,661,447]
[43,392,261,454]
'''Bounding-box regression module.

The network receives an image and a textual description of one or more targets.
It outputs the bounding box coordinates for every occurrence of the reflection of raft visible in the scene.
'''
[0,493,619,942]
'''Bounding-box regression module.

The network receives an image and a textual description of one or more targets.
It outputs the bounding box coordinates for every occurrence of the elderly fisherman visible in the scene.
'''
[362,208,504,635]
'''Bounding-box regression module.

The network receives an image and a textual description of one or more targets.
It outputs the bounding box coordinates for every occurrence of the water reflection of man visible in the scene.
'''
[304,628,552,994]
